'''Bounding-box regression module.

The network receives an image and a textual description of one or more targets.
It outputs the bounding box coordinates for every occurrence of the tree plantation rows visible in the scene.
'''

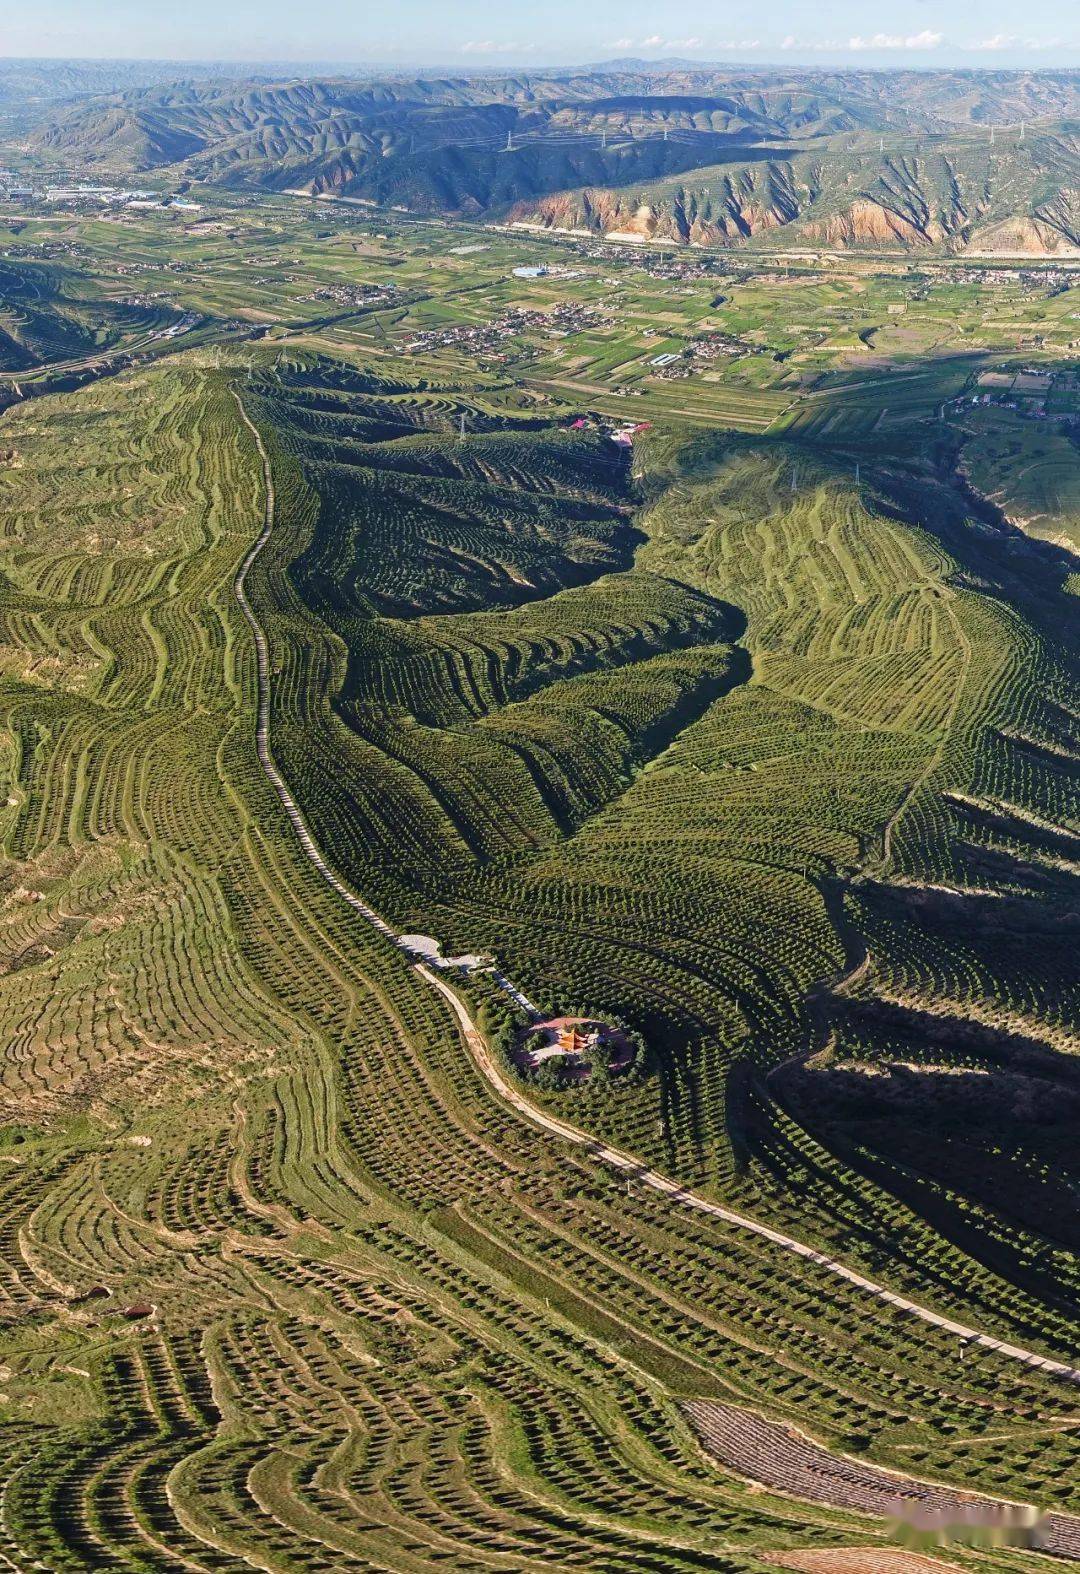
[0,350,1076,1571]
[254,354,1079,1342]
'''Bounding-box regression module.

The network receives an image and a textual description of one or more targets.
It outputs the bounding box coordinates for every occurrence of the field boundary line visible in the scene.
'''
[229,382,1080,1395]
[877,549,973,869]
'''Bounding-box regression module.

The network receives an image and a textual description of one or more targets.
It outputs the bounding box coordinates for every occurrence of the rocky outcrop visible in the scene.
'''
[513,186,943,249]
[802,197,935,247]
[964,213,1080,256]
[510,165,804,245]
[510,151,1080,255]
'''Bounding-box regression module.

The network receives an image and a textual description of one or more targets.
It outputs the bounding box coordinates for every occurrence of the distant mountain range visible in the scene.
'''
[18,67,1080,254]
[512,131,1080,255]
[0,57,390,105]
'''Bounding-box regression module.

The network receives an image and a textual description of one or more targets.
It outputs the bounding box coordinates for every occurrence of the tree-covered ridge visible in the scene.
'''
[256,354,1080,1345]
[0,341,1076,1570]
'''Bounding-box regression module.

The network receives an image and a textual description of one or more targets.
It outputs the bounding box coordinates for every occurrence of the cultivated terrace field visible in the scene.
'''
[0,177,1078,1571]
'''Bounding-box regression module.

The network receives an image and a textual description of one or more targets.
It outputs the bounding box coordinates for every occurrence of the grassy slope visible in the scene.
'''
[0,257,175,373]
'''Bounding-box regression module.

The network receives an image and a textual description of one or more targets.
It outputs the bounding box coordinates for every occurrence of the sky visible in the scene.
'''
[2,0,1077,69]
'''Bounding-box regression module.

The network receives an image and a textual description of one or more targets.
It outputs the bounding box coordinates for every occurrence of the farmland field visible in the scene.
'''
[960,406,1080,552]
[0,172,1078,1572]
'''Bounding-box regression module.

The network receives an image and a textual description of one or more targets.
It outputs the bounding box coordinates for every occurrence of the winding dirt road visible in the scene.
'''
[232,389,399,946]
[231,385,1080,1397]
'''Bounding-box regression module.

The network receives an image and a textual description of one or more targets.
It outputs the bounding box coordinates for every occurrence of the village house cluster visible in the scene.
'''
[297,280,403,309]
[403,299,606,359]
[649,329,769,378]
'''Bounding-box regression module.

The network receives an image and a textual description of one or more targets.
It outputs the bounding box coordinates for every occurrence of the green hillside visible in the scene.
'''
[0,256,179,373]
[0,349,1077,1572]
[247,352,1080,1326]
[0,124,1078,1571]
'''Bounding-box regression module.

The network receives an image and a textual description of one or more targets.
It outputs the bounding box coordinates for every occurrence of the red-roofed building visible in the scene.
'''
[555,1024,600,1055]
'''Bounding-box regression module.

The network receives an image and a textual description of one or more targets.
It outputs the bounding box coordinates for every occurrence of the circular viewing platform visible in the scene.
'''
[513,1016,635,1081]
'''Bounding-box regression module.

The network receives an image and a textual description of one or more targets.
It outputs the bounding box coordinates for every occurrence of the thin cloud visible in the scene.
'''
[634,35,704,50]
[849,30,944,49]
[461,40,535,54]
[781,35,844,50]
[971,33,1060,49]
[782,30,943,51]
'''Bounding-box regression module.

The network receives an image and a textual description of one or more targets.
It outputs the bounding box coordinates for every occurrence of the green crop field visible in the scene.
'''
[0,163,1078,1572]
[959,407,1080,552]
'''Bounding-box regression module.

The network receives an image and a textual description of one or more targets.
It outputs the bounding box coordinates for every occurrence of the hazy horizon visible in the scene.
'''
[2,0,1078,72]
[2,51,1079,71]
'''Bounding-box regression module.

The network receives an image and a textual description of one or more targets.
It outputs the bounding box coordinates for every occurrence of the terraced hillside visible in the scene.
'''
[959,405,1080,552]
[251,354,1080,1356]
[1,349,1079,1570]
[0,256,178,374]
